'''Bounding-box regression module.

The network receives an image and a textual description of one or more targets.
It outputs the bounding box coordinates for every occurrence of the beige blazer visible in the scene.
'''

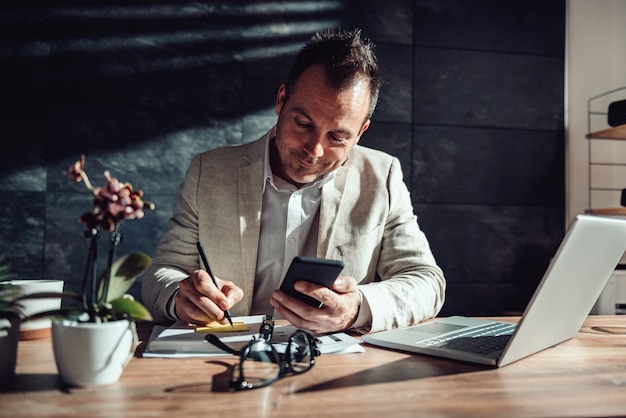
[142,131,445,332]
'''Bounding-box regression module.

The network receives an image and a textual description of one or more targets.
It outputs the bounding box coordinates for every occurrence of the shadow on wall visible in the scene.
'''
[1,1,350,175]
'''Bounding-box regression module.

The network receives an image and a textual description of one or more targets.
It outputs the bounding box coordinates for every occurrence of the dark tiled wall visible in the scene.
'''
[0,0,565,316]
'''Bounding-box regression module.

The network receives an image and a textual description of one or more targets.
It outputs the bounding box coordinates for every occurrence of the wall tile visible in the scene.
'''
[243,51,299,115]
[0,7,50,107]
[0,108,47,192]
[46,106,243,194]
[0,191,45,280]
[413,0,565,56]
[243,114,276,142]
[413,47,564,130]
[442,282,526,317]
[412,125,565,206]
[373,44,413,124]
[415,203,564,316]
[343,0,413,45]
[360,121,413,183]
[48,2,246,112]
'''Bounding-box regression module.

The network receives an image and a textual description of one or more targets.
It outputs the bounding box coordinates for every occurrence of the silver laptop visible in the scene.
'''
[362,214,626,367]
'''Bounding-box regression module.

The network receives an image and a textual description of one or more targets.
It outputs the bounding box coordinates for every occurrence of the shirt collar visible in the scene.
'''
[263,127,336,193]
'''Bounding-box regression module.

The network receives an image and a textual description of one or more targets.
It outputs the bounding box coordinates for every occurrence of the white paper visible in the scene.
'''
[142,315,265,358]
[271,324,364,354]
[142,315,363,358]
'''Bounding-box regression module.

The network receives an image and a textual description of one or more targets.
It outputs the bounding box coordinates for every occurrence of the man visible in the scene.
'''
[142,28,445,334]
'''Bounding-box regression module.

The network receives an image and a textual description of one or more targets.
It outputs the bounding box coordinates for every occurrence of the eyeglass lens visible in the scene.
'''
[239,340,281,387]
[238,331,313,388]
[287,331,313,373]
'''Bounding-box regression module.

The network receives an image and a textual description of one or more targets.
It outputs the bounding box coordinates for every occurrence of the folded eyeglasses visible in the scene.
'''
[205,315,321,390]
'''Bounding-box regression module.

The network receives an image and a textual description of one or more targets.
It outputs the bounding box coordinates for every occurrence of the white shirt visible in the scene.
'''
[250,137,336,316]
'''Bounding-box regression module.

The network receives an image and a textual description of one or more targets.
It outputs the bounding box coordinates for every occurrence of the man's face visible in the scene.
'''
[272,64,371,187]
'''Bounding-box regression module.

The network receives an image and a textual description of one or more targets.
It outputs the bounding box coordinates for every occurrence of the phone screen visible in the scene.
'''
[278,256,345,308]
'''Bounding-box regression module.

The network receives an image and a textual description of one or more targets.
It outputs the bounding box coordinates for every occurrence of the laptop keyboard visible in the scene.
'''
[424,322,516,355]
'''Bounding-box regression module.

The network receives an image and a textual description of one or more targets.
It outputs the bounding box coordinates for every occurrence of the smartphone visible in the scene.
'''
[279,256,345,308]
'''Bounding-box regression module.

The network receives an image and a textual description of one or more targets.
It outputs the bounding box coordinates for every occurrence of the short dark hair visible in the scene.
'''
[285,28,381,120]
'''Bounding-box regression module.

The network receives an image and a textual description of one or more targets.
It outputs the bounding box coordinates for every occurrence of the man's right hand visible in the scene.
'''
[174,269,243,325]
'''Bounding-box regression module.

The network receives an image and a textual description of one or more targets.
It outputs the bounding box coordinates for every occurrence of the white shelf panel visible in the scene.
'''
[589,140,626,164]
[589,190,623,209]
[590,165,626,189]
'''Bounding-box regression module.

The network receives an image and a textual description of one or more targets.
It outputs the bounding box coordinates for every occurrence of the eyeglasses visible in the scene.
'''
[205,316,321,390]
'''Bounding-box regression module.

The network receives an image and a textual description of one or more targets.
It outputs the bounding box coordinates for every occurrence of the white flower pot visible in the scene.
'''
[10,279,64,340]
[52,319,135,387]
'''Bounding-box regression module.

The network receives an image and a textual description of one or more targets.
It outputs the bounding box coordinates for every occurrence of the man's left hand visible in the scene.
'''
[270,275,360,333]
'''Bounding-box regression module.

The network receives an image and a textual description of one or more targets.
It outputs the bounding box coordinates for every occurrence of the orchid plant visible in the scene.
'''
[65,155,155,322]
[20,156,155,323]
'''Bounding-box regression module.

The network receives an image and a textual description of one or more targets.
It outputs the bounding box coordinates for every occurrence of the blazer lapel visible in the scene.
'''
[318,163,350,258]
[237,139,266,307]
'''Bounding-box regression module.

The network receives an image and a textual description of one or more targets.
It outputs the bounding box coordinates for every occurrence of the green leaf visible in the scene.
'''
[97,252,152,302]
[109,297,153,321]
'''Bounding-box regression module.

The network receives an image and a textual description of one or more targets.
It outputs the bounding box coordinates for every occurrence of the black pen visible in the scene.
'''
[196,241,234,327]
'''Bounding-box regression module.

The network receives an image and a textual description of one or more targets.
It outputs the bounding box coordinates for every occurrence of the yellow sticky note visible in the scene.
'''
[195,321,249,333]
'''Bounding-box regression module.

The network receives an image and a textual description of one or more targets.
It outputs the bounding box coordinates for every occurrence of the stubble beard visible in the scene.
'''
[276,139,333,186]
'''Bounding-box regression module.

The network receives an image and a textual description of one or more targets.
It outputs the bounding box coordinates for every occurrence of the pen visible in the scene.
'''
[196,241,234,327]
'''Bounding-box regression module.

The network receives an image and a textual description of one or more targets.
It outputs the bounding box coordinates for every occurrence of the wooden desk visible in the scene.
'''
[3,316,626,417]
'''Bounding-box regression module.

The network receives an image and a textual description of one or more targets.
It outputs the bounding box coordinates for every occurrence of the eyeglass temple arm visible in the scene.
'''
[205,334,241,355]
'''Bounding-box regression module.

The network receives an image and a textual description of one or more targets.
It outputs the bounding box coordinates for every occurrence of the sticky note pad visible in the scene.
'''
[195,321,249,333]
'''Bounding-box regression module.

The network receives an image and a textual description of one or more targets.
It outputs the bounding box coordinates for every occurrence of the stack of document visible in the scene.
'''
[143,315,363,358]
